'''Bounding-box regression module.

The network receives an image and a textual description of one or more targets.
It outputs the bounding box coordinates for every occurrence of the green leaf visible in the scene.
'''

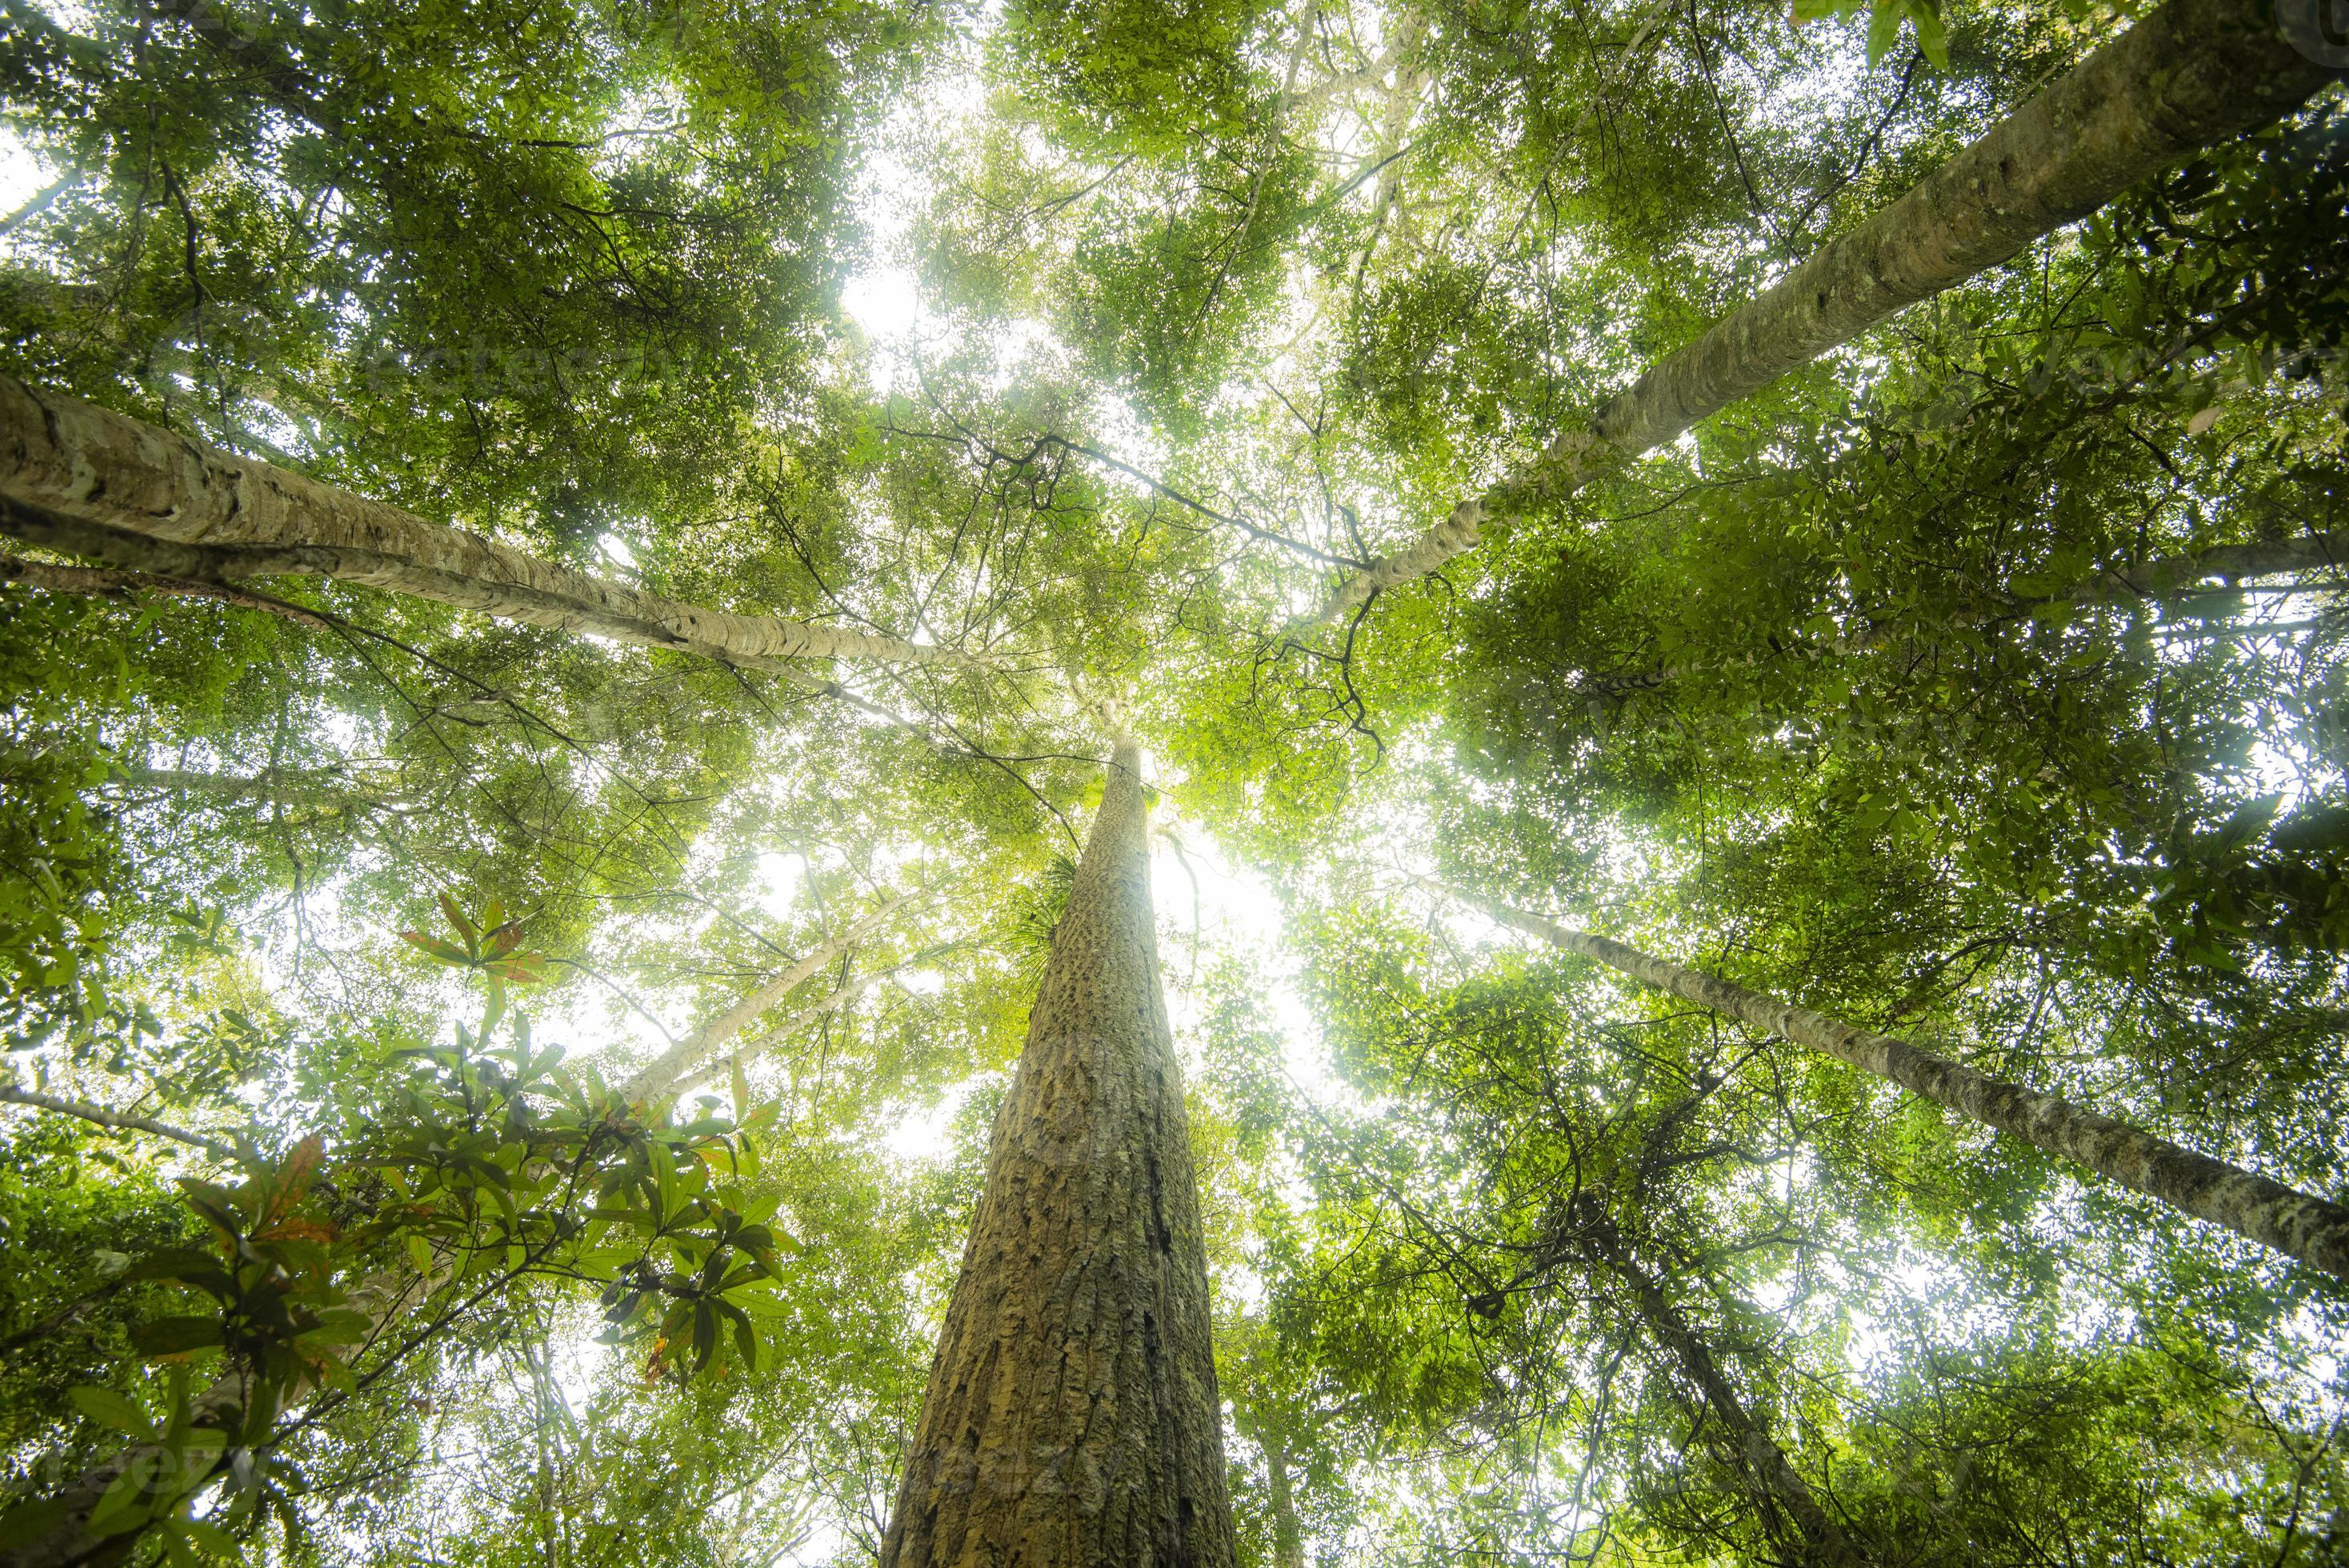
[1866,0,1903,65]
[70,1385,154,1438]
[0,1497,78,1546]
[130,1318,226,1358]
[690,1301,718,1373]
[1907,0,1948,66]
[298,1310,376,1346]
[86,1453,161,1537]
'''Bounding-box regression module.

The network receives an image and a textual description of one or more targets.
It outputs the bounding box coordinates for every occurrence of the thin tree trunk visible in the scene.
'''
[1351,7,1430,283]
[1580,530,2349,697]
[1456,888,2349,1282]
[0,377,978,670]
[0,1083,236,1160]
[1579,1210,1858,1566]
[1263,1428,1305,1568]
[1304,0,2333,628]
[2,553,342,633]
[658,966,901,1103]
[881,741,1234,1568]
[622,888,930,1102]
[1199,0,1323,326]
[2074,532,2349,606]
[98,763,418,815]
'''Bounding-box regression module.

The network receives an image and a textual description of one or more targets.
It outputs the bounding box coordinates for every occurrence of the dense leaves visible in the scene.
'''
[2,0,2344,1561]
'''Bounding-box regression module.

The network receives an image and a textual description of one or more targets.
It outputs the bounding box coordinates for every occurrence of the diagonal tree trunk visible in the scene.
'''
[1571,530,2349,699]
[659,966,902,1103]
[1304,0,2335,629]
[881,741,1234,1568]
[1453,887,2349,1282]
[1576,1206,1860,1567]
[622,887,931,1102]
[0,376,979,670]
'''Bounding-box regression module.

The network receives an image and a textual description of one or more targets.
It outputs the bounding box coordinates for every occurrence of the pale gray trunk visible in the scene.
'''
[1461,890,2349,1282]
[656,967,897,1103]
[0,377,976,670]
[622,889,928,1102]
[1264,1430,1304,1568]
[0,1083,234,1160]
[880,742,1234,1567]
[2073,531,2349,606]
[1306,0,2335,627]
[1352,7,1431,277]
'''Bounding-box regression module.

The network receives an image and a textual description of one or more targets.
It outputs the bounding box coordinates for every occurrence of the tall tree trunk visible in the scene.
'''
[0,376,978,670]
[1576,1207,1859,1567]
[1455,889,2349,1282]
[657,968,898,1102]
[881,742,1234,1568]
[1305,0,2334,628]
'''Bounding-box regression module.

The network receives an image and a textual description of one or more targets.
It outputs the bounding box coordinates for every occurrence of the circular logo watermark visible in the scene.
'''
[2280,0,2349,68]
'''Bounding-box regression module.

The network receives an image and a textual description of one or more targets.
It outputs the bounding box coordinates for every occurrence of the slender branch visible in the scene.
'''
[0,1083,238,1159]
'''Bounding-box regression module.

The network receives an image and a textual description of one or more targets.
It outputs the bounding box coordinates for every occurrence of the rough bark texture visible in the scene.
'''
[622,890,926,1102]
[1464,891,2349,1282]
[882,742,1234,1568]
[0,377,973,669]
[1306,0,2336,628]
[1578,1209,1858,1567]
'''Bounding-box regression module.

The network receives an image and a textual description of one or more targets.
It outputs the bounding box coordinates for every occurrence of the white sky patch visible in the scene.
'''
[754,850,806,922]
[842,266,923,363]
[1152,817,1338,1104]
[884,1072,991,1162]
[0,124,57,223]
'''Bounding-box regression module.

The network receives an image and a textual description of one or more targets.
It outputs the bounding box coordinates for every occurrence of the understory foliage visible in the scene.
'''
[0,0,2343,1562]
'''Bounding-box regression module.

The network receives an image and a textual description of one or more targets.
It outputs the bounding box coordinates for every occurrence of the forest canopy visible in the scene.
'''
[0,0,2343,1562]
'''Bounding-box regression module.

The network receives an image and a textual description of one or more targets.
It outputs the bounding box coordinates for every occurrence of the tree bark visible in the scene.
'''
[2073,531,2349,606]
[1263,1429,1305,1568]
[1578,1209,1858,1567]
[1304,0,2335,628]
[881,742,1234,1568]
[1456,889,2349,1282]
[0,376,978,670]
